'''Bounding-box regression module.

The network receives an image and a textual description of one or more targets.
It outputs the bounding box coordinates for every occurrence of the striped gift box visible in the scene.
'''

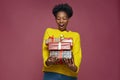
[49,50,72,59]
[48,42,71,50]
[45,38,73,46]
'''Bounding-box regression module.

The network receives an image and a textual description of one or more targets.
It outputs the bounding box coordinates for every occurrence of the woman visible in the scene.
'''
[42,3,82,80]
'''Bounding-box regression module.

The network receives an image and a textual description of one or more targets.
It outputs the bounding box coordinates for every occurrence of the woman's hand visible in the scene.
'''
[46,56,58,66]
[64,58,77,72]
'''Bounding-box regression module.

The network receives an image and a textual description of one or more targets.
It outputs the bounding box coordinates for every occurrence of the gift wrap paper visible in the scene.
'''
[45,38,73,46]
[49,50,72,59]
[48,42,71,50]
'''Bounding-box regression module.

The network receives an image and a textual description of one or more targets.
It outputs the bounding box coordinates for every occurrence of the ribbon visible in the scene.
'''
[58,42,61,50]
[59,50,63,64]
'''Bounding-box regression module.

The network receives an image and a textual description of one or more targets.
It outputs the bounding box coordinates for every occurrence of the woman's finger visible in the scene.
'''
[64,58,68,64]
[68,58,71,63]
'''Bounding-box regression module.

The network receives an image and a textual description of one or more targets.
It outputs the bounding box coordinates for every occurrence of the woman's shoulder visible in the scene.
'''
[45,28,57,32]
[69,30,80,37]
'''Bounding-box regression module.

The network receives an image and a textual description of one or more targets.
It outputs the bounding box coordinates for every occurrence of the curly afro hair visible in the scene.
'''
[52,3,73,18]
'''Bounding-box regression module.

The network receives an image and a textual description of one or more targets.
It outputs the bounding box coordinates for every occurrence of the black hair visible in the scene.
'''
[52,3,73,18]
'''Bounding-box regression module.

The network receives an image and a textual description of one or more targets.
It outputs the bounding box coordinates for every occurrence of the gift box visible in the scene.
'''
[45,38,73,46]
[50,50,72,64]
[45,35,73,64]
[50,50,72,59]
[48,42,71,50]
[61,38,73,46]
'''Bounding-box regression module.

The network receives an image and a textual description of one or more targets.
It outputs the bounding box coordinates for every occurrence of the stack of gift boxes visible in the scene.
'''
[45,35,73,64]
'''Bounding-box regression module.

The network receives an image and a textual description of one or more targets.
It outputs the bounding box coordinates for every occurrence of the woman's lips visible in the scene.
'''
[58,24,66,31]
[59,24,64,27]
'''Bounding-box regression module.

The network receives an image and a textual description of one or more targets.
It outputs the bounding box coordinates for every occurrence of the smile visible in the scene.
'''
[59,24,64,27]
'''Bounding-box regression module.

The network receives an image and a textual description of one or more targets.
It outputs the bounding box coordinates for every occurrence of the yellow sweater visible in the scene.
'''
[42,28,82,77]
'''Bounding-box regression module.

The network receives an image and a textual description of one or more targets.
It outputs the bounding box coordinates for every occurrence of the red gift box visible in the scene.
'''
[48,42,71,50]
[61,38,73,46]
[45,38,73,46]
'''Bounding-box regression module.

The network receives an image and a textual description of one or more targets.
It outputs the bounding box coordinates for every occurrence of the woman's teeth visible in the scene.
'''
[59,24,64,27]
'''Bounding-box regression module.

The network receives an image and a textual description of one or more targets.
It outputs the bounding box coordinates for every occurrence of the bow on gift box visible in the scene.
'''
[49,35,54,42]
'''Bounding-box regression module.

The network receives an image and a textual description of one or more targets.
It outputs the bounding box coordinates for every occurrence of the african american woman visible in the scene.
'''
[42,3,82,80]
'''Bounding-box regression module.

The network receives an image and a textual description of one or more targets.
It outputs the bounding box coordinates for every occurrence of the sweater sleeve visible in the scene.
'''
[42,28,50,67]
[72,33,82,73]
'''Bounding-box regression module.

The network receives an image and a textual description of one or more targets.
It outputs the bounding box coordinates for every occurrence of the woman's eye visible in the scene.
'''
[56,18,60,20]
[56,17,67,20]
[63,18,67,20]
[63,17,68,20]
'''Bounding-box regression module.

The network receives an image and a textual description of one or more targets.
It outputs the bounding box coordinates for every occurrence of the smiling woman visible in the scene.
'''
[42,3,82,80]
[53,3,73,31]
[56,11,69,31]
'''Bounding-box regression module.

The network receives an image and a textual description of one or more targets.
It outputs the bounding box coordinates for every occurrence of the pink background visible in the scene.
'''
[0,0,120,80]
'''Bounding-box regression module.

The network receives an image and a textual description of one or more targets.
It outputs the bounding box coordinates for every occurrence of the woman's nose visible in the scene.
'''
[60,19,63,23]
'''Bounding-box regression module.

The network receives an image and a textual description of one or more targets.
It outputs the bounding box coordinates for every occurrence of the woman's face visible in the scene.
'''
[56,11,69,31]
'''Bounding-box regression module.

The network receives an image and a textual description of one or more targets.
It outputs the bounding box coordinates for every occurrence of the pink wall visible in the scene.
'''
[0,0,120,80]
